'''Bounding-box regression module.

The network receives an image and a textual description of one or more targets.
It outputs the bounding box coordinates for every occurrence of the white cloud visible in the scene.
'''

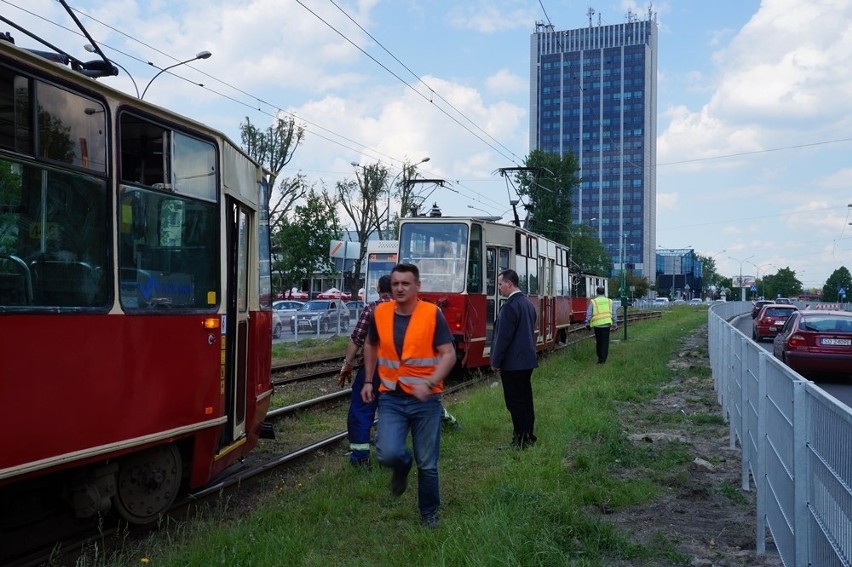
[485,69,526,95]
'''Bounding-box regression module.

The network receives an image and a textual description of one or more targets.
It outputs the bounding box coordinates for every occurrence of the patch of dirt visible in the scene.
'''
[605,324,784,566]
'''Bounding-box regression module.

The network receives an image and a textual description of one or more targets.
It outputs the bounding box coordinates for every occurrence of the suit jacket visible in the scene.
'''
[491,290,538,371]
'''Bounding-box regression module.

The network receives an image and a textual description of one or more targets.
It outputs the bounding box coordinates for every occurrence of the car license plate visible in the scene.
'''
[820,338,851,346]
[769,326,777,331]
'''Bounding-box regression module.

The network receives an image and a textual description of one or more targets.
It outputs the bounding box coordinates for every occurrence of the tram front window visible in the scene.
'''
[399,222,468,293]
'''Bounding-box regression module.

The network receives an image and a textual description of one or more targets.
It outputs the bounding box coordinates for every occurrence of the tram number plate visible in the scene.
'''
[820,338,851,346]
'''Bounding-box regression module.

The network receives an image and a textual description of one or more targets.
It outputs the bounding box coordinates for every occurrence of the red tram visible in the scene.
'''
[397,215,607,368]
[0,40,273,523]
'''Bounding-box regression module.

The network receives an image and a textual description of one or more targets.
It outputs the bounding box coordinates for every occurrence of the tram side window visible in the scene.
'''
[120,114,216,202]
[0,157,109,308]
[118,186,218,310]
[36,82,106,173]
[0,68,33,154]
[467,224,482,294]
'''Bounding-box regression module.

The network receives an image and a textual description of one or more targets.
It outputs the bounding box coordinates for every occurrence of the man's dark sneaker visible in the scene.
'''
[421,513,440,528]
[390,461,412,496]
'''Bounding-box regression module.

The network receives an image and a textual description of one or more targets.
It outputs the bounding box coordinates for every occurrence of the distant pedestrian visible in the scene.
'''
[337,275,392,467]
[362,263,456,528]
[490,269,538,449]
[585,286,618,364]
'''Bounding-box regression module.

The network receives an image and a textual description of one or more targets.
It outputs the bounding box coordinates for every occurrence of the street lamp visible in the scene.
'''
[728,255,755,301]
[620,232,628,340]
[141,50,212,100]
[750,262,774,299]
[85,44,140,98]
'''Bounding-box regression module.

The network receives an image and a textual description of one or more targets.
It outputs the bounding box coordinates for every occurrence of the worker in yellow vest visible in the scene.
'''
[584,286,618,364]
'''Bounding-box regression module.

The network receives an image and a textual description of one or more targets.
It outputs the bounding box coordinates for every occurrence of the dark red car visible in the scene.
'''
[752,304,797,342]
[751,299,774,319]
[773,310,852,377]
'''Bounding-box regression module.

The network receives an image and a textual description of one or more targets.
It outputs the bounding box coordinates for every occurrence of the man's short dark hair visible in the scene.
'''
[499,269,519,287]
[596,286,606,295]
[392,263,420,281]
[377,274,392,294]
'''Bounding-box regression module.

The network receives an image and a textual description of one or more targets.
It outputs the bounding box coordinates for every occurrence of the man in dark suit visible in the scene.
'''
[490,269,538,449]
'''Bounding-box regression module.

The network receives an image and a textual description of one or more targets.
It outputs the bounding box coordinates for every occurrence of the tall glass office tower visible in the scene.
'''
[530,11,657,278]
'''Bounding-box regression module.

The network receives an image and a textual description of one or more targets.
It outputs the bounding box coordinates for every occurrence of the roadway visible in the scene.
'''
[732,314,852,407]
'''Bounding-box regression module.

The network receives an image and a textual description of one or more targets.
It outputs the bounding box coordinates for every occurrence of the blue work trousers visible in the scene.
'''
[376,392,442,519]
[347,365,378,464]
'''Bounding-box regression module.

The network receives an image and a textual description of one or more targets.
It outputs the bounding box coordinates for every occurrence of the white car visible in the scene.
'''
[271,310,283,339]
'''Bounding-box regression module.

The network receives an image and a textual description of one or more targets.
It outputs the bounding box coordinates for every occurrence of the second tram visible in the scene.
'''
[397,215,607,368]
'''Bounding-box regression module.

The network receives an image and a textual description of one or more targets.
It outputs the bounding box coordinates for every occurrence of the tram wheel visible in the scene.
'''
[113,444,182,524]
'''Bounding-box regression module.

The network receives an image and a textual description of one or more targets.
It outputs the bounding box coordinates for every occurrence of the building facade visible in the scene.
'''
[656,248,702,300]
[529,10,657,279]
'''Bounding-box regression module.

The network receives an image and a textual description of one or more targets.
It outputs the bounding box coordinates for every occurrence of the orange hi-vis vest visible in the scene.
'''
[590,296,614,327]
[374,300,444,395]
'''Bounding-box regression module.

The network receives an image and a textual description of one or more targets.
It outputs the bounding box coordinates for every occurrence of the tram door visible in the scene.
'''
[223,198,250,444]
[484,246,511,356]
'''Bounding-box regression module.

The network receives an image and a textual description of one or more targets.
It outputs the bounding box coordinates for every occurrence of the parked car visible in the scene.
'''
[653,297,669,306]
[775,297,793,305]
[316,287,352,300]
[273,300,305,320]
[751,299,775,319]
[290,299,350,334]
[772,310,852,377]
[752,304,797,342]
[345,300,365,320]
[688,298,704,305]
[271,310,283,339]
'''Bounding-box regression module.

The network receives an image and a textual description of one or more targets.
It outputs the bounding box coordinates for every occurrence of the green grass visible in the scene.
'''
[78,309,712,566]
[272,336,348,364]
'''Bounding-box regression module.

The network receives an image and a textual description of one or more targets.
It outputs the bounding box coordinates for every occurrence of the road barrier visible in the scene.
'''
[709,302,852,565]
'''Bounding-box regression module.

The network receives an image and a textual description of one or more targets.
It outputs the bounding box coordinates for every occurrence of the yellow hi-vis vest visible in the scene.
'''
[374,300,444,395]
[589,296,613,327]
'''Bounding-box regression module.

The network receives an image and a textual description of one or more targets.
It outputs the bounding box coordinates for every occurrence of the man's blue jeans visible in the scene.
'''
[376,392,442,518]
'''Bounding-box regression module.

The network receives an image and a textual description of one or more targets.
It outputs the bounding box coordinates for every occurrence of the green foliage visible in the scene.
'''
[761,266,803,299]
[822,266,851,302]
[516,149,580,236]
[609,271,649,299]
[696,253,722,293]
[272,189,340,291]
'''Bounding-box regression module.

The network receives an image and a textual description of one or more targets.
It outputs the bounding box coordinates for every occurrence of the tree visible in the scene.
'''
[761,267,803,299]
[393,159,432,232]
[240,116,306,230]
[822,266,851,302]
[608,270,649,300]
[569,224,612,276]
[514,149,580,236]
[272,189,340,293]
[336,162,389,295]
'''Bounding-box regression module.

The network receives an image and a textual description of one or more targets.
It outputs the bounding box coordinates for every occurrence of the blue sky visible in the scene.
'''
[6,0,852,291]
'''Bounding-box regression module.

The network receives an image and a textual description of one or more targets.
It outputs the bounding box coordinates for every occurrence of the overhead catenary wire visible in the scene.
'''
[324,0,523,165]
[293,0,522,166]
